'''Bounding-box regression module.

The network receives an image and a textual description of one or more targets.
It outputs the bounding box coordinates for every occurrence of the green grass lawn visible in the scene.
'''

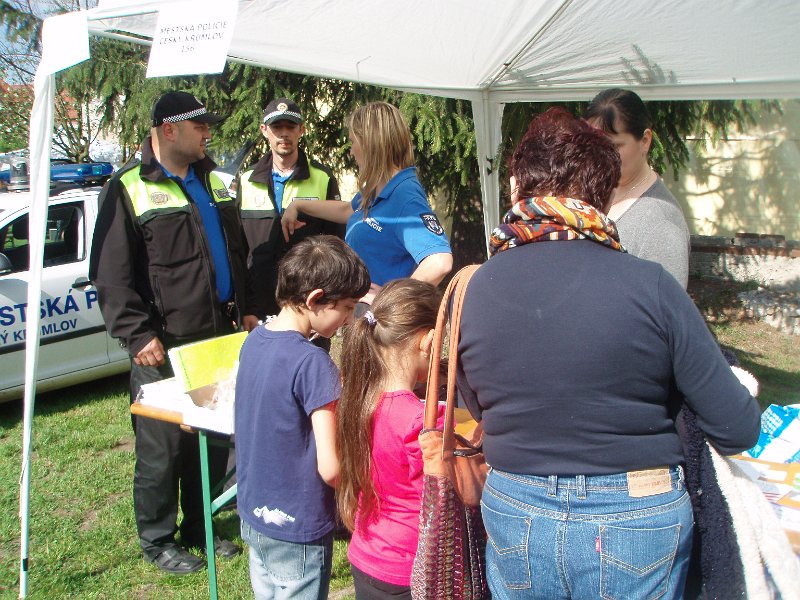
[689,276,800,409]
[1,298,797,598]
[0,374,354,599]
[711,320,800,409]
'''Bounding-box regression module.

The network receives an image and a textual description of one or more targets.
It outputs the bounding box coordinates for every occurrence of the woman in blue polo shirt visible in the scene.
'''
[280,102,452,299]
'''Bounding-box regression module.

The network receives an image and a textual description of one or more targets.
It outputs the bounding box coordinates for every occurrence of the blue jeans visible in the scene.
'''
[240,520,333,600]
[481,467,693,600]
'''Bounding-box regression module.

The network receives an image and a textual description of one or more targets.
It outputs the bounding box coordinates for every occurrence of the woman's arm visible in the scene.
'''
[664,274,761,454]
[281,200,354,241]
[311,403,340,487]
[410,252,453,286]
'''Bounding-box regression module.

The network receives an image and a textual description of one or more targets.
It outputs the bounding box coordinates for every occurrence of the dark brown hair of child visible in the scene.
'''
[275,235,370,309]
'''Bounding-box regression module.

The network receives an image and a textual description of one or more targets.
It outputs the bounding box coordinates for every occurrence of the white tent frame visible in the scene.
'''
[19,0,800,596]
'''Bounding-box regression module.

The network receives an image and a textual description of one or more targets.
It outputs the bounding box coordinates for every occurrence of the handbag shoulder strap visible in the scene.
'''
[424,264,480,433]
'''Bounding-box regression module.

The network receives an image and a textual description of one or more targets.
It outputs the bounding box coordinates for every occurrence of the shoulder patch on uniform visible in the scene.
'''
[213,187,230,199]
[420,213,444,235]
[150,191,169,206]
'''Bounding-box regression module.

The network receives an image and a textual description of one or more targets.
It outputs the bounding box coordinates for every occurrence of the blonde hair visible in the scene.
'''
[335,279,440,531]
[348,102,415,216]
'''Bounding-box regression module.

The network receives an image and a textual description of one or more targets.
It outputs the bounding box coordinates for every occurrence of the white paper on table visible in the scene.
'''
[183,402,234,435]
[146,0,237,78]
[730,457,795,503]
[138,377,234,434]
[138,377,194,412]
[774,505,800,532]
[730,457,770,480]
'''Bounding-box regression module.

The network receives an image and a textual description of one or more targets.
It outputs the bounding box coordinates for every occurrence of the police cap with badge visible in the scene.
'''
[262,98,303,125]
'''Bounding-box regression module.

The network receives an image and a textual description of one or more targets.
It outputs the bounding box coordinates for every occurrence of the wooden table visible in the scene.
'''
[130,402,236,600]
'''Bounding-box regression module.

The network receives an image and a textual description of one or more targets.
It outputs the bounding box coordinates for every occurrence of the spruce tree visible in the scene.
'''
[0,2,782,262]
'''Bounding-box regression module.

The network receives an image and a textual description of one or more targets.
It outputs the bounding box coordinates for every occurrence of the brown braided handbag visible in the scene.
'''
[411,265,489,600]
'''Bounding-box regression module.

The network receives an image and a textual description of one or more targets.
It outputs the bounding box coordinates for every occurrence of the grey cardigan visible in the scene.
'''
[614,178,690,288]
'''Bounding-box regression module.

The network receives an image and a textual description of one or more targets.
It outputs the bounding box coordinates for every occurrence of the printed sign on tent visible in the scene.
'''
[146,0,237,78]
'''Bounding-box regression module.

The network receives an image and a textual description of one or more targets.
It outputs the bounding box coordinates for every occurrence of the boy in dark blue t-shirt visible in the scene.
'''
[235,235,370,600]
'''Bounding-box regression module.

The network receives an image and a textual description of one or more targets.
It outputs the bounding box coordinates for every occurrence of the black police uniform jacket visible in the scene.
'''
[237,148,344,318]
[89,136,253,356]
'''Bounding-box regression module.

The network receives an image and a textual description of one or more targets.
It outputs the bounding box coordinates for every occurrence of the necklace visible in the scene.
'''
[273,162,296,176]
[608,166,653,220]
[618,166,652,196]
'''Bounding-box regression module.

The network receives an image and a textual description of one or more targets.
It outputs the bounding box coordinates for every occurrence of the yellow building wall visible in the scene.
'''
[670,99,800,241]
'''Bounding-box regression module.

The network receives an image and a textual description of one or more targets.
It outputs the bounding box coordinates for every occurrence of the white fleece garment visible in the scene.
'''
[708,444,800,600]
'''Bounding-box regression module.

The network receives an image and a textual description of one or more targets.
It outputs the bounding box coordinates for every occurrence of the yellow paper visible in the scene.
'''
[168,330,247,392]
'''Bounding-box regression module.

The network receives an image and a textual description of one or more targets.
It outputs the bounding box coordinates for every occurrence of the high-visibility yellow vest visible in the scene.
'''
[239,168,331,217]
[119,169,231,222]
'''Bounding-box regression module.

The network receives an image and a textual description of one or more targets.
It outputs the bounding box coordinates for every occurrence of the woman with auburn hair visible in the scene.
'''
[585,88,690,288]
[336,279,444,599]
[281,102,452,302]
[456,107,760,599]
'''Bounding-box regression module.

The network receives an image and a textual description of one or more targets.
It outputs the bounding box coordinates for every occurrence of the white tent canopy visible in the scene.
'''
[19,0,800,595]
[90,0,800,99]
[85,0,800,246]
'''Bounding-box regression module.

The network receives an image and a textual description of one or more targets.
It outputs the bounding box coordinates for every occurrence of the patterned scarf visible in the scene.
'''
[489,196,625,256]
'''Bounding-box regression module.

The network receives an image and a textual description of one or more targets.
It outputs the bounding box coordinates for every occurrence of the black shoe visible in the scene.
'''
[209,536,241,559]
[146,544,205,574]
[184,535,241,560]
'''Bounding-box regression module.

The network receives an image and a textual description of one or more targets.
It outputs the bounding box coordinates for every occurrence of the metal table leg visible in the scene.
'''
[198,430,218,600]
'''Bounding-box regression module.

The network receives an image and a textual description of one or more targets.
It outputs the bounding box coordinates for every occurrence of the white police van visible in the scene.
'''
[0,181,130,403]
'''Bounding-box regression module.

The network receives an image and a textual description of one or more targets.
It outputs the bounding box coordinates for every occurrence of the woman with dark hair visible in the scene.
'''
[585,88,690,288]
[456,107,760,599]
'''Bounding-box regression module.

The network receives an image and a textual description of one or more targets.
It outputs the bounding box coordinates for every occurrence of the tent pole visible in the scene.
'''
[471,92,504,258]
[19,69,56,600]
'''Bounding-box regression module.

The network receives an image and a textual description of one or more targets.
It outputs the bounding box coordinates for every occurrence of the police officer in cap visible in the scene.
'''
[90,91,256,573]
[237,98,344,328]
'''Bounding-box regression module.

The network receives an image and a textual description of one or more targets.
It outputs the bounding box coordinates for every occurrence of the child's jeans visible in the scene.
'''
[240,520,333,600]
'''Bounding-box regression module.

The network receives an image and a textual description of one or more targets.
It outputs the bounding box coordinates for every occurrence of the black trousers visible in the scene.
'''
[351,565,412,600]
[130,360,229,556]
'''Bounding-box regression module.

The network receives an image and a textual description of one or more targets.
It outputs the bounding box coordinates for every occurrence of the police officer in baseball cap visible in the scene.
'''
[236,97,344,330]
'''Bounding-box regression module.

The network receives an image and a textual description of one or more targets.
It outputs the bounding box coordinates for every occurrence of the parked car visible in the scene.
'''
[0,184,130,402]
[0,148,248,403]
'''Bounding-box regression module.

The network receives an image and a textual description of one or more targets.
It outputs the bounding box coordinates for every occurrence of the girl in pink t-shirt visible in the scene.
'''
[337,279,444,600]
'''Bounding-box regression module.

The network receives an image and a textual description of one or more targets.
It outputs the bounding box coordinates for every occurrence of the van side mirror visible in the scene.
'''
[0,253,12,276]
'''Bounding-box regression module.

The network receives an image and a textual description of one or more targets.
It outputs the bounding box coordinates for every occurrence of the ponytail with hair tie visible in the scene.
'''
[336,279,441,532]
